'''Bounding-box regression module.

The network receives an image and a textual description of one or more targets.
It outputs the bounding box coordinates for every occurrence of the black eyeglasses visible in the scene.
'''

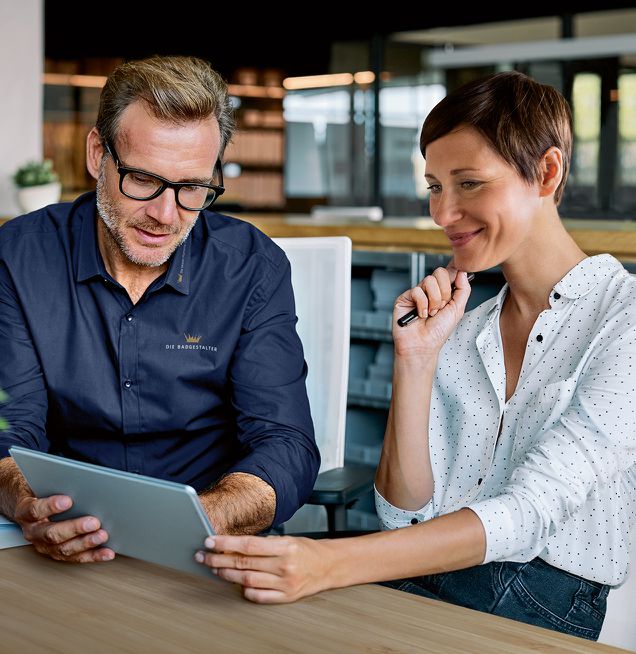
[104,140,225,211]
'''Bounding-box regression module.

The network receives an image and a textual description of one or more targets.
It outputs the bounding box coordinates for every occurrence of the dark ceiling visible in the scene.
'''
[45,2,636,79]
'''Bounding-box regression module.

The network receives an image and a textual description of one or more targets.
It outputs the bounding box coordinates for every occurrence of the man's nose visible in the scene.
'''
[145,188,180,226]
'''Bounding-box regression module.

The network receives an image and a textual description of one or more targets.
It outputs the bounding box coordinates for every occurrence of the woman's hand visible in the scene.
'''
[392,267,472,357]
[195,534,331,603]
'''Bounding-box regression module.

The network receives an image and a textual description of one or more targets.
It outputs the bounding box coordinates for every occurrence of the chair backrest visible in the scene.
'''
[273,236,351,472]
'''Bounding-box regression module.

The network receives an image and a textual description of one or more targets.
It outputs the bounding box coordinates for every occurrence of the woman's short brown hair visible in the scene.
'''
[96,55,235,157]
[420,71,572,205]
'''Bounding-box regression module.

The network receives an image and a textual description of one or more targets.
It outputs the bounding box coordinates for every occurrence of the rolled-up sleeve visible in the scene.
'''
[469,325,636,564]
[226,254,319,526]
[0,258,49,458]
[375,485,434,530]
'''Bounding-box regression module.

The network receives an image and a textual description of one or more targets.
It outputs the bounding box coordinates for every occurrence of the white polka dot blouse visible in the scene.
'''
[375,254,636,586]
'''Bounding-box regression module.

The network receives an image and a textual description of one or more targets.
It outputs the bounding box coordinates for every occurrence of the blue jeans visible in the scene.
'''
[382,557,610,641]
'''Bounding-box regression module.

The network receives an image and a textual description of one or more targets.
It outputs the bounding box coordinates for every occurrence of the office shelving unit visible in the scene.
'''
[344,250,506,529]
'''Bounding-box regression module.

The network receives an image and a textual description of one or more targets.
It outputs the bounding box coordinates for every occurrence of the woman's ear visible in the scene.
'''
[86,128,105,181]
[538,146,563,199]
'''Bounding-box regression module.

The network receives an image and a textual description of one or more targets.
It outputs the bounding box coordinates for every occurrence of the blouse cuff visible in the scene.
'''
[468,496,522,563]
[374,484,434,530]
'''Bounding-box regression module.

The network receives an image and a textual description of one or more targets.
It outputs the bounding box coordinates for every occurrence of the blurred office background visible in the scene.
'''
[2,1,635,219]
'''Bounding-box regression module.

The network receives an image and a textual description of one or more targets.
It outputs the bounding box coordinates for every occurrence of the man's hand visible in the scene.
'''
[14,494,115,563]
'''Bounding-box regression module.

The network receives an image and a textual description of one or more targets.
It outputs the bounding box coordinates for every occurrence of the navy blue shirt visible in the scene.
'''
[0,192,319,526]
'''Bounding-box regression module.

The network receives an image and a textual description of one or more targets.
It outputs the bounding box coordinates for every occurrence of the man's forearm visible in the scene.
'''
[0,457,32,520]
[199,472,276,535]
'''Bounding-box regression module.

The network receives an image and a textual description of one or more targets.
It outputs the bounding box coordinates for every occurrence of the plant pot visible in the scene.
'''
[16,181,62,214]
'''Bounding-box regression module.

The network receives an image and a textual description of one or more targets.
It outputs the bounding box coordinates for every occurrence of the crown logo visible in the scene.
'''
[184,333,202,343]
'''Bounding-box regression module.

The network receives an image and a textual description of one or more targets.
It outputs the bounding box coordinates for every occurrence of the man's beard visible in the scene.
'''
[95,170,196,268]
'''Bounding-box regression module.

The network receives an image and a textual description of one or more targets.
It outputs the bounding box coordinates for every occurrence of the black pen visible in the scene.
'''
[397,273,475,327]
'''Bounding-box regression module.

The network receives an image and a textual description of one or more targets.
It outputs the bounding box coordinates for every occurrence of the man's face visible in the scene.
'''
[96,101,221,268]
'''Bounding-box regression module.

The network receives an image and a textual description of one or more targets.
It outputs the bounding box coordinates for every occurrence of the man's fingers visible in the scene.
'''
[54,546,116,564]
[25,515,101,545]
[16,494,72,523]
[51,529,109,557]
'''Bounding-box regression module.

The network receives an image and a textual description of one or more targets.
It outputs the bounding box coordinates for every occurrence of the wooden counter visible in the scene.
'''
[3,212,636,261]
[232,214,636,262]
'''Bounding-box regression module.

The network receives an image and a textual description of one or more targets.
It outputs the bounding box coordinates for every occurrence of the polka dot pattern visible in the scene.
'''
[375,254,636,586]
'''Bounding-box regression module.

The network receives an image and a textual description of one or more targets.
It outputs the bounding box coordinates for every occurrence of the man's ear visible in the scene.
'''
[86,128,105,181]
[538,146,563,199]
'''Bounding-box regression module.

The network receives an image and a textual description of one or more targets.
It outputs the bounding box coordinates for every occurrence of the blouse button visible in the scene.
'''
[553,292,561,300]
[410,518,419,525]
[536,334,543,342]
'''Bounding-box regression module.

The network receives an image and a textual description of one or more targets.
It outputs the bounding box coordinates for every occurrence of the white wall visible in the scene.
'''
[0,0,43,216]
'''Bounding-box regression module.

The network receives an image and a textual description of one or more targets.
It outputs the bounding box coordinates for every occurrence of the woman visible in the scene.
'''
[195,71,636,641]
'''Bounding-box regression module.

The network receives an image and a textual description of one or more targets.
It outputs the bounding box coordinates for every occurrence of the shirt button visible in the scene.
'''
[124,379,132,389]
[410,518,419,525]
[126,314,133,322]
[477,478,483,485]
[536,334,543,342]
[553,292,561,300]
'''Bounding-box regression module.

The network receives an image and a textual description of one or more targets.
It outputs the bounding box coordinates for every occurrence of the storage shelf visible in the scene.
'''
[347,394,391,410]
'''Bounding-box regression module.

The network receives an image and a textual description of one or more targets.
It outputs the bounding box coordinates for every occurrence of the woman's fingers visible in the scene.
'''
[242,587,293,604]
[215,567,286,591]
[196,535,326,603]
[207,534,291,556]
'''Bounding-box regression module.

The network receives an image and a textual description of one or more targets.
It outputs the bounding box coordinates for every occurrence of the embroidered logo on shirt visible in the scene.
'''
[164,332,218,352]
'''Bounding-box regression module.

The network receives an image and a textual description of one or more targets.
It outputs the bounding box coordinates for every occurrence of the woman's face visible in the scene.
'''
[425,125,543,273]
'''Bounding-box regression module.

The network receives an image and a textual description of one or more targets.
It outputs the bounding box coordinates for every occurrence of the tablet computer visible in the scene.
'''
[9,446,216,579]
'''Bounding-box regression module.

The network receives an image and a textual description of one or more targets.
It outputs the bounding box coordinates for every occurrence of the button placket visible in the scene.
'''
[119,310,141,433]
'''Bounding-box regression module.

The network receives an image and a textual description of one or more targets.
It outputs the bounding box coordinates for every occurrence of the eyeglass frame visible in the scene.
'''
[103,140,225,211]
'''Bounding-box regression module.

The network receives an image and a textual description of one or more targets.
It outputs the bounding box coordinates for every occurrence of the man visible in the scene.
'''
[0,56,319,563]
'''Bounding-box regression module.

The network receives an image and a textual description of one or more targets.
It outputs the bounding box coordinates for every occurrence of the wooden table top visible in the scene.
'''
[0,546,627,654]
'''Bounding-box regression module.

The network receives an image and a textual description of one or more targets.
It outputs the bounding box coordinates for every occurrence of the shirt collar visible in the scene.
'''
[554,254,623,299]
[164,236,191,295]
[75,193,108,282]
[74,192,192,295]
[484,253,622,317]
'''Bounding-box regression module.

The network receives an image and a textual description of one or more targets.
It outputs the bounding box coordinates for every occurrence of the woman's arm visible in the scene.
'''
[375,355,438,509]
[375,269,471,509]
[196,507,486,603]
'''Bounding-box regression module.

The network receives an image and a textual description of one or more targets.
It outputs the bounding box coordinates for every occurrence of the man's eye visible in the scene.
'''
[129,173,156,186]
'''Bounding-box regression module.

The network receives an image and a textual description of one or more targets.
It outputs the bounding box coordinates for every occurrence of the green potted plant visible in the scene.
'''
[13,159,61,214]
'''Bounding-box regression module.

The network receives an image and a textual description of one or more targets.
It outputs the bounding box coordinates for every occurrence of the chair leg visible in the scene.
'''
[325,505,348,535]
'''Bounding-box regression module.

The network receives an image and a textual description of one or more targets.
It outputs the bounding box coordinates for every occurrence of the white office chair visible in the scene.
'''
[273,236,374,534]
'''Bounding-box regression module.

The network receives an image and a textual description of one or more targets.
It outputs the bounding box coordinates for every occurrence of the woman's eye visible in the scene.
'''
[427,184,442,194]
[461,180,481,190]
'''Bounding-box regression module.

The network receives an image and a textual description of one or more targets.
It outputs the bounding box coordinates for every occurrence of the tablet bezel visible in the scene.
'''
[9,446,216,579]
